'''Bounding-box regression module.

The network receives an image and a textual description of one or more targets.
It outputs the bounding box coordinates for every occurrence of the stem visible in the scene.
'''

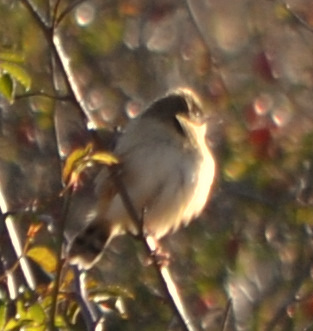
[48,191,70,329]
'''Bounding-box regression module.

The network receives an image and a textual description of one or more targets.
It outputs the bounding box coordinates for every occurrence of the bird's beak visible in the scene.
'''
[176,114,207,148]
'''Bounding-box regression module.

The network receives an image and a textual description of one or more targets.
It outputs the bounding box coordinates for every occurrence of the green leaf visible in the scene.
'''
[0,62,31,91]
[3,318,22,331]
[0,73,13,102]
[0,303,7,330]
[0,51,25,63]
[54,314,68,328]
[24,303,46,331]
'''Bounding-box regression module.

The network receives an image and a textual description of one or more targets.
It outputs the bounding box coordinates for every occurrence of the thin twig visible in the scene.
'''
[221,299,232,331]
[20,0,50,30]
[48,191,70,329]
[50,0,62,29]
[284,3,313,34]
[15,91,72,101]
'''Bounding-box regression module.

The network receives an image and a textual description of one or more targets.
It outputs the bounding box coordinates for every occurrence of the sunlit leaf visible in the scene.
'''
[24,303,46,331]
[26,246,57,273]
[0,73,13,102]
[54,314,67,328]
[0,62,31,91]
[3,318,22,331]
[16,299,27,319]
[62,143,93,184]
[90,151,119,165]
[275,3,292,20]
[3,298,36,331]
[224,159,249,180]
[59,269,75,291]
[62,144,119,194]
[61,159,93,194]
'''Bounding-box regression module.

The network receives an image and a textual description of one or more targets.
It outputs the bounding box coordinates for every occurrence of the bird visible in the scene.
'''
[68,88,216,269]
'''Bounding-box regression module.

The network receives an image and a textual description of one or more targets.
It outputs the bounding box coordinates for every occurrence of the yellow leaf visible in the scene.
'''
[62,143,93,183]
[60,159,93,195]
[26,246,57,273]
[59,269,74,291]
[91,151,119,165]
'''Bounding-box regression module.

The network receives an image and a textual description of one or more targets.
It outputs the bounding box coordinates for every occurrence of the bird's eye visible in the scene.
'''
[194,109,201,118]
[190,106,202,120]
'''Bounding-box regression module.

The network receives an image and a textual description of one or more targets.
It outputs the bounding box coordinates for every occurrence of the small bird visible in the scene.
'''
[68,88,215,269]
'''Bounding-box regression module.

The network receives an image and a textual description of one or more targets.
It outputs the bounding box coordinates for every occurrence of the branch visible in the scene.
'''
[284,3,313,34]
[0,182,36,298]
[20,0,93,127]
[20,0,50,30]
[221,299,233,331]
[15,91,72,101]
[48,190,70,329]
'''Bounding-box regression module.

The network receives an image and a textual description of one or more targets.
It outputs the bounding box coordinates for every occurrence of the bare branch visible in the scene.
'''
[50,0,62,29]
[52,33,93,124]
[20,0,50,30]
[0,182,36,297]
[284,3,313,34]
[221,299,233,331]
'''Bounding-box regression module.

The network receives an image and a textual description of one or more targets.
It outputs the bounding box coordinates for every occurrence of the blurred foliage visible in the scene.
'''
[0,0,313,330]
[0,50,31,102]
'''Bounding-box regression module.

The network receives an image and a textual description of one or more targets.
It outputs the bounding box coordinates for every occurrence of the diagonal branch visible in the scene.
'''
[20,0,92,127]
